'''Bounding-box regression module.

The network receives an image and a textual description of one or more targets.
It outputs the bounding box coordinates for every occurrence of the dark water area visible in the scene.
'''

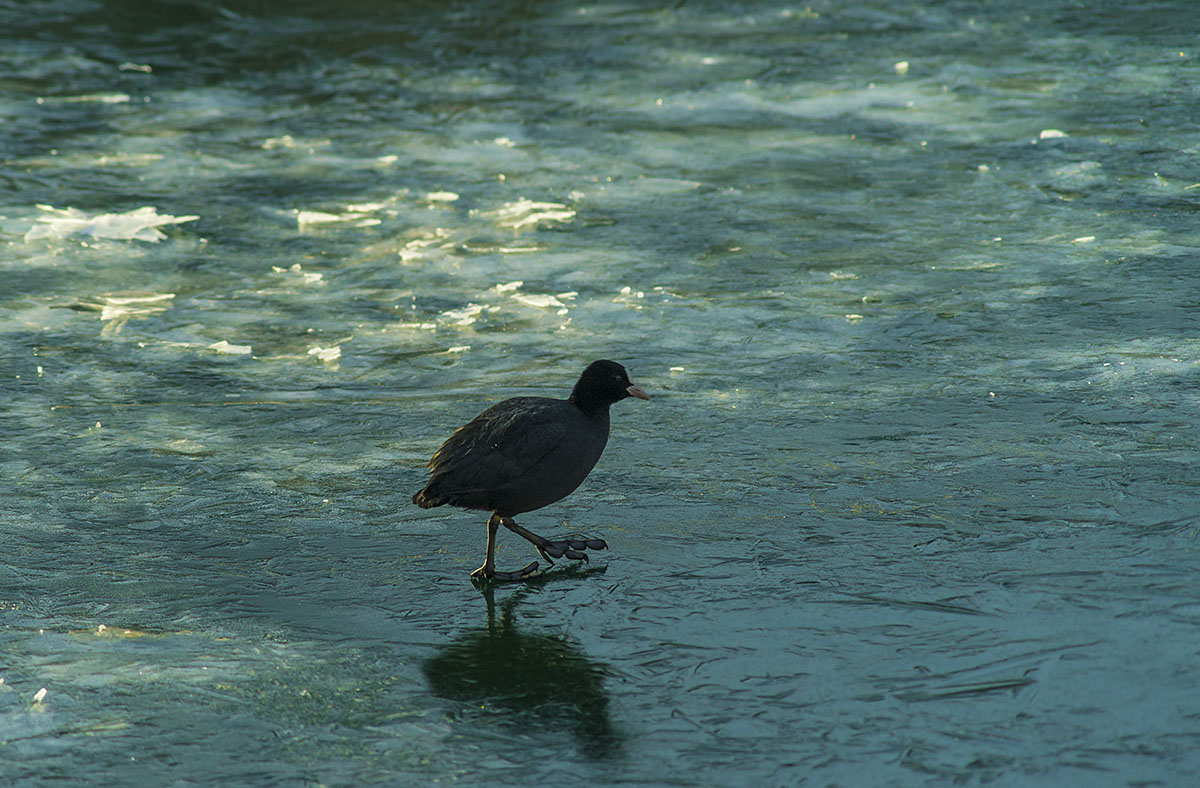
[3,1,1200,785]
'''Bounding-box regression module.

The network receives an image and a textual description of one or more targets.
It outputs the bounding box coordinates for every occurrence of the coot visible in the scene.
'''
[413,360,649,581]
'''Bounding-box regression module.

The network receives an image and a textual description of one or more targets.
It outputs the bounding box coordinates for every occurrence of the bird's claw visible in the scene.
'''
[471,561,541,582]
[537,538,607,564]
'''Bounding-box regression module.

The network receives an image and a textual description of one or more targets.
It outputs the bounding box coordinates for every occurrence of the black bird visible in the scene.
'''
[413,360,649,581]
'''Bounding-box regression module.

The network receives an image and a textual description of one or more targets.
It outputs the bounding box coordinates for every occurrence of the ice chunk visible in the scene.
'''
[514,293,564,308]
[100,293,174,323]
[485,198,575,230]
[37,93,130,104]
[440,304,486,326]
[399,228,453,261]
[262,135,298,149]
[272,263,323,284]
[308,346,341,362]
[295,210,344,226]
[294,201,384,230]
[26,205,199,243]
[208,340,252,355]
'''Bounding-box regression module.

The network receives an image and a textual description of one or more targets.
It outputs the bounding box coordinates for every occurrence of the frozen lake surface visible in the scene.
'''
[3,1,1199,785]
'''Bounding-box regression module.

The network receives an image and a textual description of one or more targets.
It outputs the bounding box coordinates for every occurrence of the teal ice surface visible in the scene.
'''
[3,1,1199,785]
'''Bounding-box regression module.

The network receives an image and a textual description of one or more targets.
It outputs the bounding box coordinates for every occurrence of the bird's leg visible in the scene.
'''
[471,512,540,582]
[469,513,499,579]
[500,517,608,565]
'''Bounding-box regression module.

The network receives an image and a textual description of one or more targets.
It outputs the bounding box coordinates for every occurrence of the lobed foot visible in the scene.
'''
[471,560,541,582]
[536,538,608,564]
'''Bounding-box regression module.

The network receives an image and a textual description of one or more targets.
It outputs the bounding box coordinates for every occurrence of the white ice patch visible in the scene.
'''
[484,198,575,230]
[26,205,199,243]
[513,293,565,308]
[271,263,323,284]
[92,153,165,167]
[99,293,175,323]
[399,229,454,262]
[294,207,381,229]
[208,340,252,355]
[308,345,341,362]
[37,93,130,105]
[440,303,485,326]
[262,135,299,149]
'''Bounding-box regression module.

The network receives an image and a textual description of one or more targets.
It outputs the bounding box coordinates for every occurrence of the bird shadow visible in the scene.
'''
[422,575,621,759]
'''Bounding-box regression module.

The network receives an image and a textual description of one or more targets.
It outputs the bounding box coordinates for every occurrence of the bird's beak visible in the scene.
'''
[626,384,650,401]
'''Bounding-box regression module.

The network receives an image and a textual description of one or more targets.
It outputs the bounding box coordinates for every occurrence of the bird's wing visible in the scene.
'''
[427,398,571,493]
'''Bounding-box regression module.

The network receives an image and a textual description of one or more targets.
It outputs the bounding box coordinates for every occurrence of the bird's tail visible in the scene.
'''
[412,484,446,509]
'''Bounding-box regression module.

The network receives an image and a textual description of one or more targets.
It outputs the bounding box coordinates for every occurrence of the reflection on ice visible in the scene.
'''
[26,206,198,243]
[425,586,619,759]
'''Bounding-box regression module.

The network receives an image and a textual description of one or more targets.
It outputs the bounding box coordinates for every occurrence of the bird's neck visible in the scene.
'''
[569,390,613,420]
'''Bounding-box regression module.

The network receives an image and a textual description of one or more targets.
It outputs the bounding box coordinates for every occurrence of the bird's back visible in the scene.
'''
[413,396,610,516]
